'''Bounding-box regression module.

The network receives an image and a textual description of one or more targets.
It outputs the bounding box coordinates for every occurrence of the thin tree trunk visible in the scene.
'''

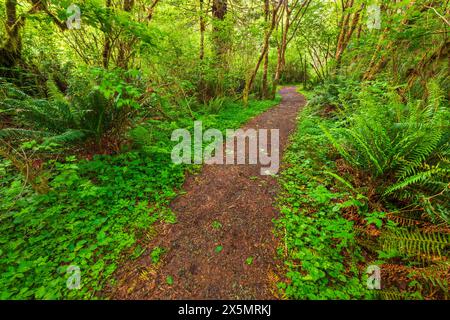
[102,0,112,68]
[243,0,283,105]
[272,0,290,99]
[335,2,364,66]
[212,0,228,96]
[303,55,307,88]
[147,0,160,20]
[199,0,206,61]
[117,0,135,68]
[335,0,353,64]
[261,0,270,99]
[198,0,207,102]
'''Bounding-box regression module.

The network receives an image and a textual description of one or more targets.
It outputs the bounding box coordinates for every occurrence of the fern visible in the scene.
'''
[381,227,450,260]
[397,131,443,179]
[319,124,353,161]
[43,130,86,146]
[384,167,450,196]
[319,81,449,221]
[379,290,408,300]
[205,96,227,114]
[323,170,356,191]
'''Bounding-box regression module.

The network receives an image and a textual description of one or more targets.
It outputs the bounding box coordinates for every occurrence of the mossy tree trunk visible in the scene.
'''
[0,0,24,70]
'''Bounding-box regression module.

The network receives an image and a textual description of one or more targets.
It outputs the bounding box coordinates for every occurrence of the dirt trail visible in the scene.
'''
[109,87,306,299]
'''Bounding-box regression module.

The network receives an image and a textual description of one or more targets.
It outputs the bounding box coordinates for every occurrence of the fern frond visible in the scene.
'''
[43,130,87,146]
[0,128,51,140]
[381,227,450,260]
[323,170,356,191]
[341,127,383,174]
[397,130,443,179]
[319,125,353,162]
[379,290,407,300]
[384,167,449,196]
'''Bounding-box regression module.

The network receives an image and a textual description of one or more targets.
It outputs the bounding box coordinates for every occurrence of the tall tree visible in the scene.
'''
[0,0,24,69]
[261,0,270,98]
[102,0,113,68]
[243,0,284,105]
[212,0,228,64]
[117,0,136,68]
[271,0,312,98]
[335,0,364,66]
[199,0,206,61]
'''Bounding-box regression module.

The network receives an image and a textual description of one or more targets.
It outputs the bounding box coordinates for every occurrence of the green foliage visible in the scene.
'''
[284,78,450,300]
[275,107,372,300]
[0,94,279,299]
[150,247,166,264]
[307,76,359,109]
[0,152,182,299]
[381,227,450,261]
[318,80,449,223]
[205,96,227,114]
[211,221,222,230]
[364,211,387,229]
[0,67,144,148]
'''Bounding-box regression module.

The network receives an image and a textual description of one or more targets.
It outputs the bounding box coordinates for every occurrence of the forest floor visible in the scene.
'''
[108,87,306,299]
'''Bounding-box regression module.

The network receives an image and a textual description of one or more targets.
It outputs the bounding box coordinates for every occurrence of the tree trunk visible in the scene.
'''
[199,0,206,61]
[261,0,270,99]
[211,0,228,96]
[147,0,160,20]
[335,2,364,66]
[303,55,307,88]
[335,0,353,64]
[102,0,112,68]
[212,0,228,63]
[0,0,24,69]
[198,0,207,102]
[243,0,283,106]
[271,0,290,99]
[123,0,134,11]
[117,0,135,68]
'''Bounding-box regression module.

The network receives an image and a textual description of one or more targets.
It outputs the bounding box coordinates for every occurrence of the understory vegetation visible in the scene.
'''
[0,94,279,299]
[1,0,449,300]
[273,0,449,301]
[277,81,449,300]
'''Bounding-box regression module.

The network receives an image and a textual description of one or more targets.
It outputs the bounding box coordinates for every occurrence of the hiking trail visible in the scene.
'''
[109,86,306,299]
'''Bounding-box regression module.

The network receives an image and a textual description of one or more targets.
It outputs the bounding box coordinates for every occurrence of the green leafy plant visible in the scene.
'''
[212,221,222,230]
[150,247,166,264]
[320,81,449,223]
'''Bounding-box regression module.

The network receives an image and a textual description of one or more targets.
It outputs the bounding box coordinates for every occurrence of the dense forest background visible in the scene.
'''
[0,0,449,300]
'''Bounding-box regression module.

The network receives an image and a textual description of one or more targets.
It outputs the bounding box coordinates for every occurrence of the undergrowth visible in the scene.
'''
[276,79,449,300]
[275,107,373,299]
[0,97,280,299]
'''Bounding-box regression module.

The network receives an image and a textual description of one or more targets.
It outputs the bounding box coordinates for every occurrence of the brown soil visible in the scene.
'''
[108,87,306,300]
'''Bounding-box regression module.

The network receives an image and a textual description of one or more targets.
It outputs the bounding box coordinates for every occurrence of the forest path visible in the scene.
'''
[109,87,306,299]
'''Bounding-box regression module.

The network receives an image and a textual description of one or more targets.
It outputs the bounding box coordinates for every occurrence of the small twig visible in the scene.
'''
[425,5,450,27]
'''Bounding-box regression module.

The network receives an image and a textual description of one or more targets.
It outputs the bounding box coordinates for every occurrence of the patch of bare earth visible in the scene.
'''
[107,87,306,300]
